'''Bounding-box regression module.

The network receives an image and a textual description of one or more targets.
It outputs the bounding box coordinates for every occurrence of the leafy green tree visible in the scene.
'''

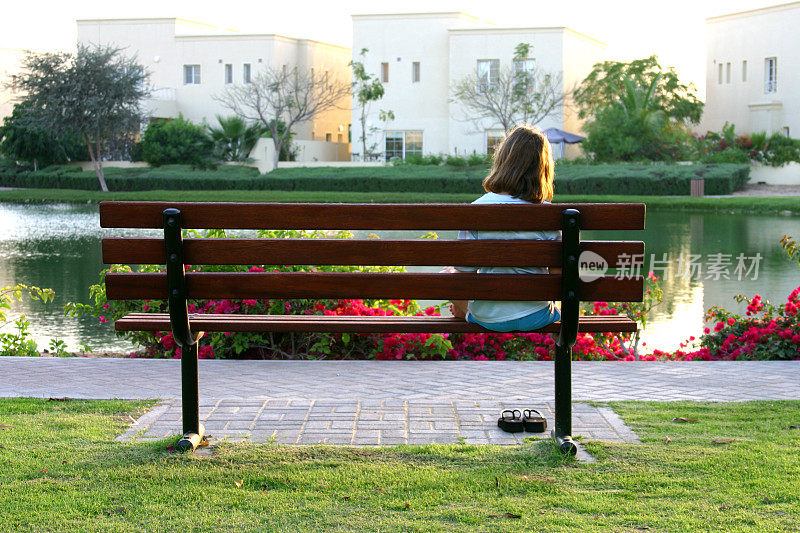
[576,56,702,161]
[350,48,392,160]
[141,115,213,168]
[0,102,86,170]
[451,42,567,133]
[9,44,149,191]
[574,55,703,124]
[208,115,266,162]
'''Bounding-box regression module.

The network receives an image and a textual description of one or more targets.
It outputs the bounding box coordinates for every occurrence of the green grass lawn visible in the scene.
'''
[1,188,799,215]
[1,398,799,531]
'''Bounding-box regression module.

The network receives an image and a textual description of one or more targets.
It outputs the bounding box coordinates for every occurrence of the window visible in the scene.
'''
[385,132,403,160]
[384,131,423,161]
[477,59,500,91]
[486,130,505,155]
[514,58,536,76]
[765,57,777,93]
[405,131,422,157]
[243,63,252,84]
[325,133,332,142]
[381,62,389,83]
[412,61,420,83]
[718,63,723,84]
[513,58,536,91]
[742,60,747,82]
[183,64,201,85]
[224,64,233,84]
[726,62,731,83]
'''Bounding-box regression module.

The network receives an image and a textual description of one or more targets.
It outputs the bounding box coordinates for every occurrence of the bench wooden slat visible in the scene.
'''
[115,313,637,333]
[99,202,646,231]
[102,238,645,267]
[105,272,644,302]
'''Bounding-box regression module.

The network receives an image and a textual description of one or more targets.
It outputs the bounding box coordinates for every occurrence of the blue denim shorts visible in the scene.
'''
[466,303,561,332]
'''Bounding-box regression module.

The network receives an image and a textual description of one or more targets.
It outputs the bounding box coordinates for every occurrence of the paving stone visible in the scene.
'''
[6,357,799,448]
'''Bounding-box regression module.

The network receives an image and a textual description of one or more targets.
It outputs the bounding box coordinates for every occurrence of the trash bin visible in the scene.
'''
[690,178,704,197]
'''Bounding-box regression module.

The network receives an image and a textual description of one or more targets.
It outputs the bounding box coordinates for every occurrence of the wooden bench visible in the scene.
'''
[100,201,645,453]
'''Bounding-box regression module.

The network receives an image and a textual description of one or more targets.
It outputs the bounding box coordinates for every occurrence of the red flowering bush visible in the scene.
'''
[685,287,800,361]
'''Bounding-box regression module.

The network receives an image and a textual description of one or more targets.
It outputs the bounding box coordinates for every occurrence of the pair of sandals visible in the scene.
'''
[497,409,547,433]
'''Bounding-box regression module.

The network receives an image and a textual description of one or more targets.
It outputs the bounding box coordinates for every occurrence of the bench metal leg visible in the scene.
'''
[553,208,581,456]
[177,342,204,452]
[553,342,576,455]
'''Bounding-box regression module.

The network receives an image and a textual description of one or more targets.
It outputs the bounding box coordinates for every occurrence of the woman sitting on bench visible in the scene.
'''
[449,124,561,333]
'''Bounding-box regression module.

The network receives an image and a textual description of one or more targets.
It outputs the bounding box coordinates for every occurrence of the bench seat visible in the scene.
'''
[115,313,636,334]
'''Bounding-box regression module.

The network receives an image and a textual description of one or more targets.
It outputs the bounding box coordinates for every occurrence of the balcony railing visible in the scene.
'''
[149,86,176,100]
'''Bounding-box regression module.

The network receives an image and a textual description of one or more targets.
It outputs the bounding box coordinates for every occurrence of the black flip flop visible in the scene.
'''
[522,409,547,433]
[497,409,524,433]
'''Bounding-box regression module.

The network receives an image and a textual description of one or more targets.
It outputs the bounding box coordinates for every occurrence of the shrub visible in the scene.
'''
[445,155,468,167]
[699,148,751,164]
[0,101,88,169]
[208,115,267,162]
[141,115,214,169]
[691,124,800,167]
[424,154,445,165]
[467,153,490,166]
[0,284,54,356]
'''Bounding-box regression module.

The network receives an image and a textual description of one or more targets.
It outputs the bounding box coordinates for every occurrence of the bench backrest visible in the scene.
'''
[100,201,645,304]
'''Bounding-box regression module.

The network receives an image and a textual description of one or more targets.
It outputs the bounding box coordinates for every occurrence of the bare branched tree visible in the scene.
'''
[216,66,350,169]
[451,44,569,134]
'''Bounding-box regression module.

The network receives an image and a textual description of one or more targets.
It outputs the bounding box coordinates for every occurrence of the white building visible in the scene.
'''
[76,18,352,150]
[351,12,606,160]
[704,2,800,136]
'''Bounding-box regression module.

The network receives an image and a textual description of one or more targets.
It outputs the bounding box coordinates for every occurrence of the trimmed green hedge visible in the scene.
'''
[0,162,749,195]
[554,163,750,195]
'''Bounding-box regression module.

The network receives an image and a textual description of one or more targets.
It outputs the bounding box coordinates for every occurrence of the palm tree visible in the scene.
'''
[617,75,667,136]
[208,115,267,162]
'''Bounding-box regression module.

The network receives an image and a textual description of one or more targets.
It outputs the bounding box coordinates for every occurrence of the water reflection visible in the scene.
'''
[0,202,798,354]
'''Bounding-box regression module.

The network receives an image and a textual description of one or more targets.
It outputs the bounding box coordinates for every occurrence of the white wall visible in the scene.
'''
[750,162,800,185]
[703,3,800,136]
[76,18,351,152]
[249,137,350,172]
[560,30,607,136]
[351,13,485,159]
[351,14,605,159]
[449,28,566,155]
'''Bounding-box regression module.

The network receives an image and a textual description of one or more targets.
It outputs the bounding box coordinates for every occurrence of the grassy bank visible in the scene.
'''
[0,188,798,215]
[0,398,798,531]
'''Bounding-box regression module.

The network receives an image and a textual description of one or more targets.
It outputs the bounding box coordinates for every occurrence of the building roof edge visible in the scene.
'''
[706,1,800,22]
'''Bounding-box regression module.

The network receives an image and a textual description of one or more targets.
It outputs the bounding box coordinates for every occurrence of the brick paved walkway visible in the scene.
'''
[3,358,798,447]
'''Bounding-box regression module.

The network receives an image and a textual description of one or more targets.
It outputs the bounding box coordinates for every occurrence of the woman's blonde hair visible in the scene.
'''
[482,124,554,203]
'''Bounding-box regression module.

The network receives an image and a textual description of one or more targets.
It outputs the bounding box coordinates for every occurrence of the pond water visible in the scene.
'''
[1,202,798,354]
